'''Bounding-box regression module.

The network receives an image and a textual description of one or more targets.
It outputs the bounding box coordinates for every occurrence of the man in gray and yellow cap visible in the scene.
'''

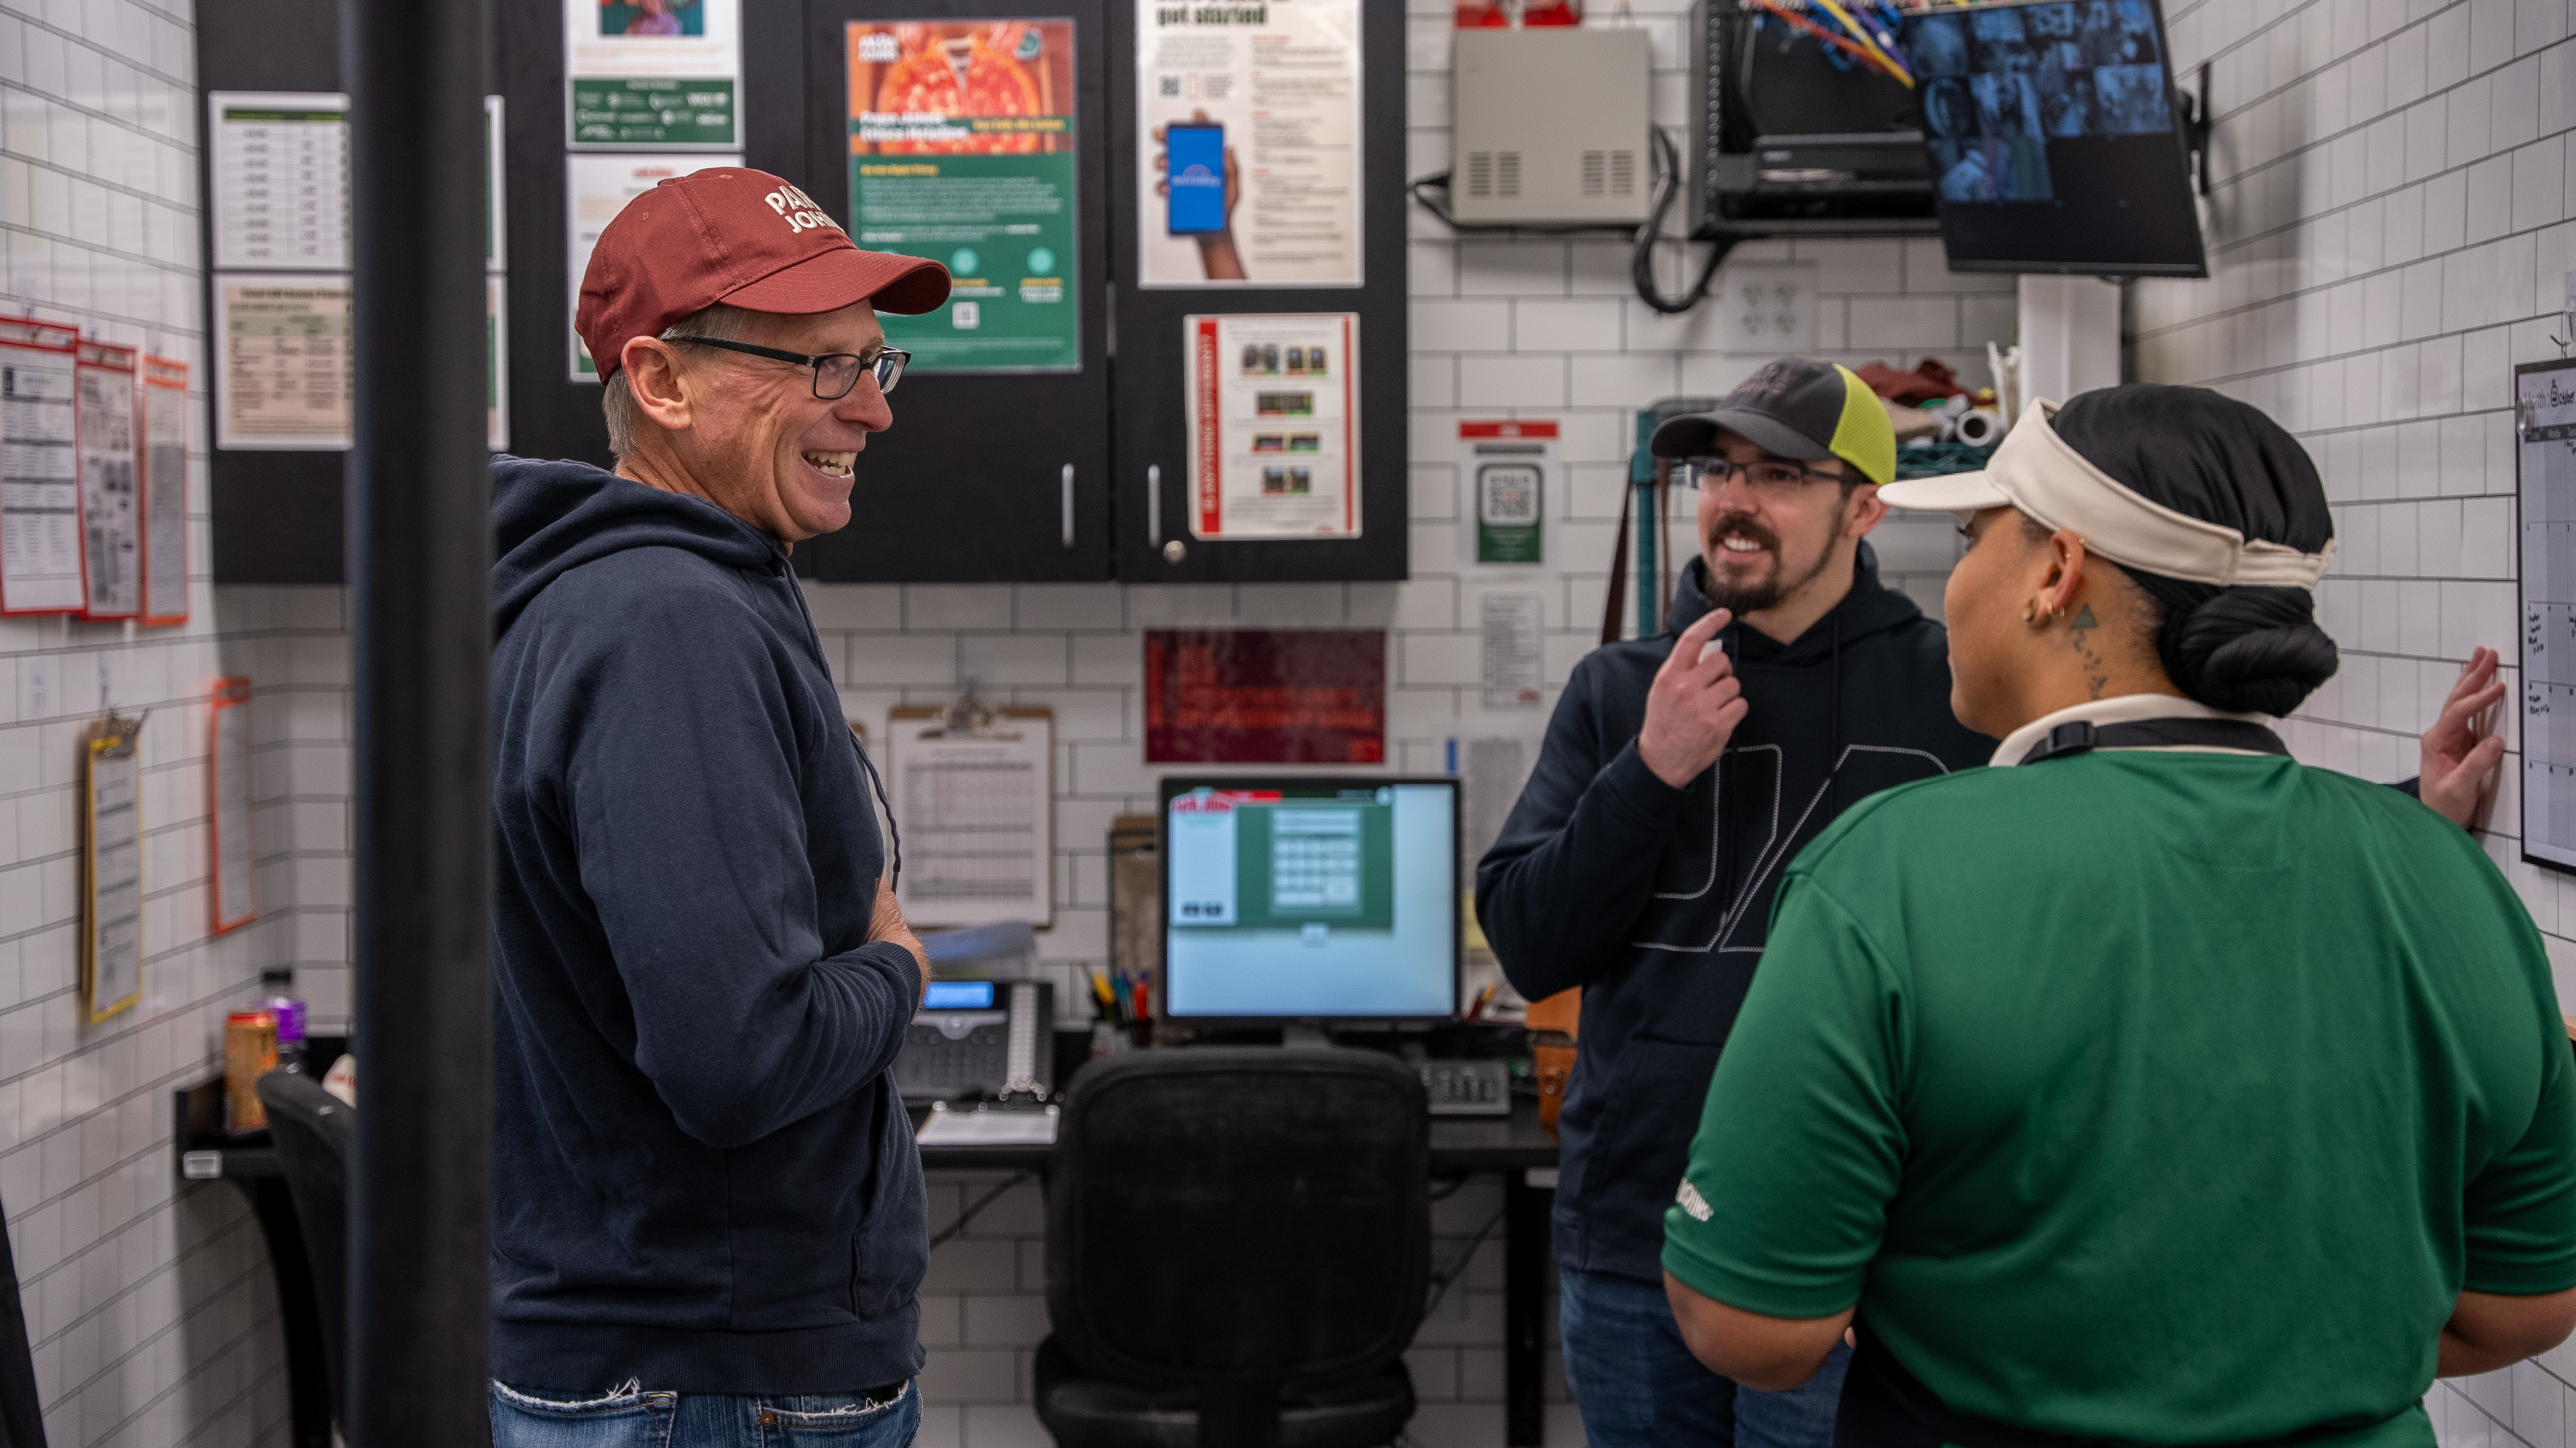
[1478,358,1992,1448]
[1481,364,2515,1448]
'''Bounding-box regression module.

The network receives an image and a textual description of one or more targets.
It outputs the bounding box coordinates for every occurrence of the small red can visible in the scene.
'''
[224,1009,278,1133]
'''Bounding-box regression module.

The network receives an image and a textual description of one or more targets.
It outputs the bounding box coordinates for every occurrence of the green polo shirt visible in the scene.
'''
[1663,749,2576,1444]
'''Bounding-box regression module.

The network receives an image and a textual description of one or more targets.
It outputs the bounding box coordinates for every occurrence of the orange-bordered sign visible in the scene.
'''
[140,356,189,626]
[210,677,258,935]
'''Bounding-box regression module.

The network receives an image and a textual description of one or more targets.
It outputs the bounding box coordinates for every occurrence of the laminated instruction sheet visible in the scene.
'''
[1183,312,1357,539]
[0,319,83,614]
[846,19,1081,372]
[215,277,352,449]
[75,340,139,620]
[1134,0,1361,287]
[140,356,188,624]
[207,91,349,272]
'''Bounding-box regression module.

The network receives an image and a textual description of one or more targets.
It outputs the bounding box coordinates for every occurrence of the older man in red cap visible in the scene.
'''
[484,168,948,1447]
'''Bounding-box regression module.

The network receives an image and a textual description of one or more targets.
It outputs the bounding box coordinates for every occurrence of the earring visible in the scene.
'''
[2024,600,2054,626]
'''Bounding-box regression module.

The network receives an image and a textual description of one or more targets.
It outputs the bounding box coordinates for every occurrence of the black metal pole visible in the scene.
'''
[340,0,494,1439]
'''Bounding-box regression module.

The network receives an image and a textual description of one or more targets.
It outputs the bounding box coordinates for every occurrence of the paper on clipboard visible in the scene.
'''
[0,318,84,615]
[889,702,1053,929]
[83,714,145,1022]
[75,339,139,620]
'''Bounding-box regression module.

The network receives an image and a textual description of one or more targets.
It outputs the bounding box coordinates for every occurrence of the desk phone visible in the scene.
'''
[896,980,1053,1104]
[1420,1059,1510,1116]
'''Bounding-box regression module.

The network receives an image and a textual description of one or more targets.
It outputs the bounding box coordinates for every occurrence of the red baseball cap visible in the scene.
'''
[577,166,950,381]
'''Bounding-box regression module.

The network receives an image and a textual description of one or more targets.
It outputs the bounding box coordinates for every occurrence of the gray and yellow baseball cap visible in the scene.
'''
[1648,358,1896,486]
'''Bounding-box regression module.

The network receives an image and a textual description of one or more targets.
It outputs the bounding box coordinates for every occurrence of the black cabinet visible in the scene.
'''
[791,0,1114,584]
[205,0,1405,586]
[1106,0,1408,583]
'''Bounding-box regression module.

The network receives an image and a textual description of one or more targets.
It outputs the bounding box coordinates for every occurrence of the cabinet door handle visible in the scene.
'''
[1146,463,1161,545]
[1061,464,1075,549]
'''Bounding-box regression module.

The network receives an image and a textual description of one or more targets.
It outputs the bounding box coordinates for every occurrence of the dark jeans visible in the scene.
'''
[489,1379,918,1447]
[1559,1264,1850,1448]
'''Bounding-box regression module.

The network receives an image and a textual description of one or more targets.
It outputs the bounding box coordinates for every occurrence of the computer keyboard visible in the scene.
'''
[1420,1059,1510,1116]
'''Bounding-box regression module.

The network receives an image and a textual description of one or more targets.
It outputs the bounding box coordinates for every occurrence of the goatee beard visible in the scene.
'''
[1703,514,1785,614]
[1701,514,1832,618]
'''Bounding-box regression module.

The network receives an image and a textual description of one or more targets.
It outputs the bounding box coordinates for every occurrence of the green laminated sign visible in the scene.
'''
[1462,420,1554,565]
[570,77,736,148]
[847,20,1080,374]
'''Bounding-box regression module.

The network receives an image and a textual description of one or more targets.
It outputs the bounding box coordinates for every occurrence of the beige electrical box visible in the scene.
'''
[1450,28,1653,227]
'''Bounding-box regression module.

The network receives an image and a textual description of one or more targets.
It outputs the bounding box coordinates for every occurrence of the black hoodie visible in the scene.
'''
[487,457,925,1393]
[1476,543,1993,1284]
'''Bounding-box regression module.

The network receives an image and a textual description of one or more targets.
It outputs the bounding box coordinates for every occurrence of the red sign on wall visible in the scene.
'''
[1143,630,1386,765]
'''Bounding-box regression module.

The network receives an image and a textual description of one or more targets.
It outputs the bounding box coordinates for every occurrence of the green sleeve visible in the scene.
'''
[1661,875,1906,1319]
[2461,1011,2576,1296]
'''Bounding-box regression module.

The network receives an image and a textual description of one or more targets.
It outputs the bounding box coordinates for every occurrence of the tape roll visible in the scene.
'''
[1954,408,2004,448]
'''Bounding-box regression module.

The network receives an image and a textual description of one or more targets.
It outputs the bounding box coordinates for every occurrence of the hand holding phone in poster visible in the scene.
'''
[1154,110,1244,280]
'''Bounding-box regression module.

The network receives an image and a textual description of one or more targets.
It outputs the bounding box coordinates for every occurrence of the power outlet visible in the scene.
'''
[1715,264,1819,355]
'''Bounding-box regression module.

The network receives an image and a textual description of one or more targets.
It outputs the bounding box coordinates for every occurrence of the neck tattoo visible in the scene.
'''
[2067,604,2109,700]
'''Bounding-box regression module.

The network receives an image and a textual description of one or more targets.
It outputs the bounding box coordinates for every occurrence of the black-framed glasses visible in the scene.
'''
[668,335,908,399]
[1682,457,1846,494]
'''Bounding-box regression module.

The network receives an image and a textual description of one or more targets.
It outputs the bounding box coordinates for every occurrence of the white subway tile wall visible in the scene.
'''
[0,0,355,1442]
[2134,0,2576,1437]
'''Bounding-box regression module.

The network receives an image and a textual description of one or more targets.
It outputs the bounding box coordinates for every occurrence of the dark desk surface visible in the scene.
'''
[910,1093,1560,1175]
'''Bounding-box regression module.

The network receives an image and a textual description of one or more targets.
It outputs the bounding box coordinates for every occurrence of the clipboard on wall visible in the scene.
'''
[83,714,146,1023]
[888,694,1054,929]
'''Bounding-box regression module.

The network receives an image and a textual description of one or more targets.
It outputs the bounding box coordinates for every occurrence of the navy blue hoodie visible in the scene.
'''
[1476,545,1993,1283]
[487,457,926,1393]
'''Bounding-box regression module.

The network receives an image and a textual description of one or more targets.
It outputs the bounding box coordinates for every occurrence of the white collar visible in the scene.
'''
[1989,694,2272,768]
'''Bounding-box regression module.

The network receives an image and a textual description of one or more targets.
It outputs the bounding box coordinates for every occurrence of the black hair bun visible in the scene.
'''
[2158,584,2338,717]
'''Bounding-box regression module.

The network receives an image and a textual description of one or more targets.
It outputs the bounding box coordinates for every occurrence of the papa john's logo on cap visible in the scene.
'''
[764,182,842,237]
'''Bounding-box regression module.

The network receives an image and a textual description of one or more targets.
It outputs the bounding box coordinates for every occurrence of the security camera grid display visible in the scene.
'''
[1900,0,2205,276]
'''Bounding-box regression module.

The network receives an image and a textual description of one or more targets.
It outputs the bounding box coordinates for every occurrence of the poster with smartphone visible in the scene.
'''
[847,20,1081,372]
[566,153,742,380]
[1184,313,1357,540]
[1134,0,1362,289]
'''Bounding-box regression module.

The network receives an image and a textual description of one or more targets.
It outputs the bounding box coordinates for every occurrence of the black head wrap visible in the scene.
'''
[2049,385,2339,716]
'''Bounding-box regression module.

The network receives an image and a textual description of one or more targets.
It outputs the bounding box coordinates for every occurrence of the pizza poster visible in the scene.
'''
[564,0,742,149]
[848,20,1080,373]
[1134,0,1361,288]
[1185,312,1358,540]
[1144,629,1385,765]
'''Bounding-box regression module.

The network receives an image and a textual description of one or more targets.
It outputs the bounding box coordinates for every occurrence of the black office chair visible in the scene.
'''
[1035,1048,1430,1448]
[257,1071,352,1432]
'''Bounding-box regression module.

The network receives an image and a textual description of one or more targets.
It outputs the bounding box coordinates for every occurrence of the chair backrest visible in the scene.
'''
[257,1070,352,1428]
[1046,1048,1430,1388]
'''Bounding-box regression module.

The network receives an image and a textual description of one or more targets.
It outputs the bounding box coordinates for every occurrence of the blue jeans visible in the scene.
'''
[1559,1265,1849,1448]
[489,1379,918,1447]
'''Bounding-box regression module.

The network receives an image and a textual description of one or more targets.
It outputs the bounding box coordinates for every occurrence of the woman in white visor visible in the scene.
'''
[1656,385,2576,1446]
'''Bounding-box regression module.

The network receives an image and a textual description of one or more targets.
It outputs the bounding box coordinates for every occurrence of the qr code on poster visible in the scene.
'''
[1159,74,1182,97]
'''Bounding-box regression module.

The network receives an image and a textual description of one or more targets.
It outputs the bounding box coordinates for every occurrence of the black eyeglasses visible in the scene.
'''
[1682,457,1848,493]
[668,335,909,399]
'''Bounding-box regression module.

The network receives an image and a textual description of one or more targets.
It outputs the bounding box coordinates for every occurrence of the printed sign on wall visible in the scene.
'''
[1144,629,1385,764]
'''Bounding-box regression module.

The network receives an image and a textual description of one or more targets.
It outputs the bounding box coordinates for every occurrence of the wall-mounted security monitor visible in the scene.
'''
[1159,779,1459,1023]
[1897,0,2207,277]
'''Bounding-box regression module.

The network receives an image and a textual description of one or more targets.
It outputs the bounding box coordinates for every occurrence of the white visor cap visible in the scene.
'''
[1876,400,2336,592]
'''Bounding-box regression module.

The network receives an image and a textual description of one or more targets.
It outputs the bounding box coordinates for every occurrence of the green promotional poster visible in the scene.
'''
[1461,420,1553,564]
[847,21,1080,373]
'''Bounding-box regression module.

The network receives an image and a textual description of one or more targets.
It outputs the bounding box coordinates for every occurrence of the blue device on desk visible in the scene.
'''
[1165,123,1228,234]
[1158,777,1460,1023]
